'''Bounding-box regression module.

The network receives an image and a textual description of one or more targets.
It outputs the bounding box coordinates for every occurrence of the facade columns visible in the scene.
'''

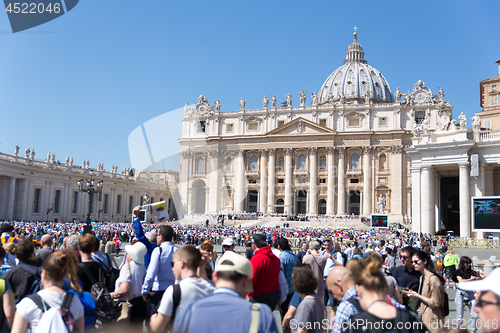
[259,150,268,213]
[421,166,433,235]
[308,148,318,214]
[391,146,404,221]
[362,147,372,215]
[326,148,335,215]
[267,149,276,213]
[284,148,293,214]
[411,167,421,233]
[208,150,220,213]
[337,148,346,215]
[459,163,471,238]
[6,177,16,220]
[234,150,245,213]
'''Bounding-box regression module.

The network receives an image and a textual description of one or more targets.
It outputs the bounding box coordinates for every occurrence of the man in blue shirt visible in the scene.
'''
[173,251,279,333]
[278,237,300,318]
[132,205,157,268]
[142,225,178,314]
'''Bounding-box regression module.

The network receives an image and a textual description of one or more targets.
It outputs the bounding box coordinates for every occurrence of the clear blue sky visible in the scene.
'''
[1,0,499,172]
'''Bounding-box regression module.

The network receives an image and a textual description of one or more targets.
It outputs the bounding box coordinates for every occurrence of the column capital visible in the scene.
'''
[268,148,276,157]
[284,148,293,156]
[327,147,336,155]
[208,150,220,158]
[361,146,373,155]
[259,149,268,157]
[181,151,192,159]
[389,145,405,154]
[308,147,317,156]
[459,163,469,170]
[338,147,346,157]
[235,150,244,158]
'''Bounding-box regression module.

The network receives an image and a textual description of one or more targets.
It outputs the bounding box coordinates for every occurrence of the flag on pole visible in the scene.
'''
[145,201,169,221]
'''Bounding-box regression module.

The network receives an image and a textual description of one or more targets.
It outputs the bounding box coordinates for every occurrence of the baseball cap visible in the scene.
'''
[215,251,253,292]
[458,267,500,297]
[222,238,235,247]
[251,234,267,247]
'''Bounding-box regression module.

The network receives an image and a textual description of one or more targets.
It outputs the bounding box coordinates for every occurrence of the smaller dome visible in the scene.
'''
[318,33,393,104]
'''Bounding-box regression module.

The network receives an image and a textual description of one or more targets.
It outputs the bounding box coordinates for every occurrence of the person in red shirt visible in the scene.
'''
[248,234,280,311]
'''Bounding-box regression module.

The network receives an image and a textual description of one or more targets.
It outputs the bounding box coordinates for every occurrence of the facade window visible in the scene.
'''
[277,179,284,184]
[379,117,387,126]
[319,119,327,127]
[319,178,326,184]
[379,154,387,169]
[250,156,258,171]
[72,191,79,214]
[351,154,359,169]
[279,158,285,171]
[278,120,285,128]
[33,188,41,214]
[298,155,306,170]
[104,194,109,214]
[484,120,492,130]
[151,197,155,204]
[415,111,425,124]
[198,121,206,133]
[320,157,326,170]
[248,122,258,131]
[493,85,497,90]
[226,123,234,132]
[350,178,359,183]
[197,158,204,172]
[349,118,360,127]
[129,196,134,214]
[249,179,257,184]
[117,195,122,214]
[54,190,61,214]
[296,178,307,184]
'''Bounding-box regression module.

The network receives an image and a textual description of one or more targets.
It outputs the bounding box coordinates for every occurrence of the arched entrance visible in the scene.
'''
[318,199,327,215]
[276,199,284,214]
[193,180,206,214]
[348,190,360,215]
[247,190,258,213]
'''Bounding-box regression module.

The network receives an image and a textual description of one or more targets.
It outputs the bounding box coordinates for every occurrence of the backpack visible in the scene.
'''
[165,284,181,332]
[79,265,118,330]
[27,292,78,333]
[62,279,96,330]
[340,252,348,266]
[93,253,120,292]
[18,263,42,295]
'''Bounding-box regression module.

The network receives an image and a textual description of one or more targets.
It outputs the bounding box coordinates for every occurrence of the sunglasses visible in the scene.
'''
[400,255,409,260]
[412,260,422,265]
[476,298,500,308]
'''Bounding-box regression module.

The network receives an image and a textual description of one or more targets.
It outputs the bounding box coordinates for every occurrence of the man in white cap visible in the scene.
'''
[173,251,279,333]
[216,237,235,263]
[458,267,500,333]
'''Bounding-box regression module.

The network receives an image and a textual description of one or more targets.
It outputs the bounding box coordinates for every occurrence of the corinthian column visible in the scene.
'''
[326,148,335,215]
[308,148,318,214]
[267,149,276,213]
[7,177,16,220]
[337,148,346,215]
[208,150,220,213]
[362,147,372,215]
[421,166,433,235]
[284,148,293,214]
[259,149,268,213]
[459,163,471,238]
[234,150,245,212]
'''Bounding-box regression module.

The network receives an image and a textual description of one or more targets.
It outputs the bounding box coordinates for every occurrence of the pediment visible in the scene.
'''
[266,117,336,136]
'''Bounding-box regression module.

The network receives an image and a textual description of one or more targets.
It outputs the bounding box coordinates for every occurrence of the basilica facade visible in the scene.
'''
[178,33,456,226]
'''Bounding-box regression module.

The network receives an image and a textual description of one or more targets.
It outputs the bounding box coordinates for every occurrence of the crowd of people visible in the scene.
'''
[0,211,497,333]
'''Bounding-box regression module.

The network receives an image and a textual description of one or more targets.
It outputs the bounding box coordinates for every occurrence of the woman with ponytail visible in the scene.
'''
[11,250,85,333]
[405,250,445,333]
[343,261,427,333]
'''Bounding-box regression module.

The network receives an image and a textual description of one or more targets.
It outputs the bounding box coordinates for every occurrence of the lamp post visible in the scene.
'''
[78,171,103,234]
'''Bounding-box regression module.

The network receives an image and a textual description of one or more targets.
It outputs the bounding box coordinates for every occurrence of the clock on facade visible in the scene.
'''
[414,92,427,103]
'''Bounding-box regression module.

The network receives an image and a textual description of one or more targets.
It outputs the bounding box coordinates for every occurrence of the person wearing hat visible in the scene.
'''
[0,223,17,245]
[458,267,500,333]
[221,237,235,255]
[248,233,281,312]
[172,251,279,333]
[110,242,148,326]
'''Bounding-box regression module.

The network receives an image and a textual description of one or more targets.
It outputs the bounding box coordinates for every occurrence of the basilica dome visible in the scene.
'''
[318,33,394,104]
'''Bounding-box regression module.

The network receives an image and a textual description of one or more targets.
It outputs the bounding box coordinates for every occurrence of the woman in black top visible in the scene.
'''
[454,256,484,332]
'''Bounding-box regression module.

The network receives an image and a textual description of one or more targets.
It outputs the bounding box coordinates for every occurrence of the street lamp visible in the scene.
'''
[78,170,103,234]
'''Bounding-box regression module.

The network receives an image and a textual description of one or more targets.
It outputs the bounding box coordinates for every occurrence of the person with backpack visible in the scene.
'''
[2,238,41,304]
[404,250,445,333]
[77,234,104,292]
[342,261,428,333]
[149,245,214,333]
[11,250,85,333]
